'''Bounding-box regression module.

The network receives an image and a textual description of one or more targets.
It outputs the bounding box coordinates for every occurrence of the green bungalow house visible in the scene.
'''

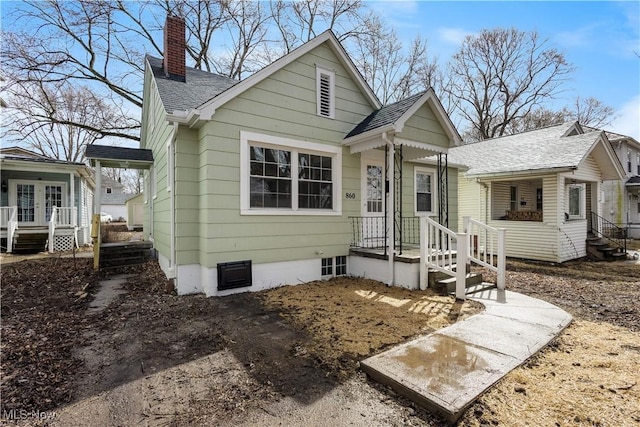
[112,17,461,295]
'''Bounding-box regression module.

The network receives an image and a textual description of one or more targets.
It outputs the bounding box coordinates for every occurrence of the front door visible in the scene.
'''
[360,152,386,247]
[10,180,66,226]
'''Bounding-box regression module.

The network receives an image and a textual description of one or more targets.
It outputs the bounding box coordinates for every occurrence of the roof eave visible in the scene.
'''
[465,166,577,179]
[343,124,396,146]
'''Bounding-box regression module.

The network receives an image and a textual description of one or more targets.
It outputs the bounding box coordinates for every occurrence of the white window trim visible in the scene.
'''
[567,183,585,220]
[316,65,335,119]
[414,167,436,216]
[240,131,342,216]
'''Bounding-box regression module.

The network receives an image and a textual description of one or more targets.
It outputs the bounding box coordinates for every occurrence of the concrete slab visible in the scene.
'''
[360,288,572,423]
[88,274,134,312]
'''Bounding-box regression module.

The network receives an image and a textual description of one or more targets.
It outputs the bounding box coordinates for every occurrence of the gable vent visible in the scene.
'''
[316,67,335,119]
[319,74,331,116]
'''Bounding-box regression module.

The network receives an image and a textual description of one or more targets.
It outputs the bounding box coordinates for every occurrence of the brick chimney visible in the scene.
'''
[163,15,186,82]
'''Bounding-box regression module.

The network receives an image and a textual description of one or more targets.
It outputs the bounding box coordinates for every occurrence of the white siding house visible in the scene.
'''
[449,122,626,263]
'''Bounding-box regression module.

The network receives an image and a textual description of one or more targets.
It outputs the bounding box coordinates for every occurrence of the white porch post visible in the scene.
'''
[69,172,75,227]
[455,231,468,300]
[497,228,506,290]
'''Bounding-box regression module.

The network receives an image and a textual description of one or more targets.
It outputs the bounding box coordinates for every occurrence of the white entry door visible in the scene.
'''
[10,180,66,226]
[360,153,386,247]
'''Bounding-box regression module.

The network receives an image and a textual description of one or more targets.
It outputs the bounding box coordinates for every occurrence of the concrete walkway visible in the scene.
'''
[360,285,573,423]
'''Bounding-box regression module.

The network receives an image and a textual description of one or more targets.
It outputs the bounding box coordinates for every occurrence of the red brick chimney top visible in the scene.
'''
[163,15,186,82]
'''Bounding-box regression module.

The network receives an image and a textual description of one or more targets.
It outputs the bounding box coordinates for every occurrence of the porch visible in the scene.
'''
[1,206,79,253]
[348,215,506,299]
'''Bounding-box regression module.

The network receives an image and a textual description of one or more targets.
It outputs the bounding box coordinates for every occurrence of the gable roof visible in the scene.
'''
[346,92,425,138]
[448,122,625,180]
[344,88,461,146]
[146,55,238,114]
[150,30,381,126]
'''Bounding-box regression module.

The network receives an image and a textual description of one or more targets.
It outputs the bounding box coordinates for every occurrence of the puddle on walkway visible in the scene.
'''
[394,335,488,394]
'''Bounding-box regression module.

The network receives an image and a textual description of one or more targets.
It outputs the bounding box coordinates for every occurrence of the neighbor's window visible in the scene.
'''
[241,131,341,215]
[415,168,435,214]
[637,154,640,175]
[628,150,632,173]
[510,186,518,211]
[106,187,112,194]
[316,66,335,119]
[568,184,584,219]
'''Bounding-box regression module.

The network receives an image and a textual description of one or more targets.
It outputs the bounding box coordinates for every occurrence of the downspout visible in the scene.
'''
[382,132,394,286]
[168,122,178,279]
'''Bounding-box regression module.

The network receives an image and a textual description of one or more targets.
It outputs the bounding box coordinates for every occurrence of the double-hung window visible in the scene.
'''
[241,132,341,215]
[414,168,435,215]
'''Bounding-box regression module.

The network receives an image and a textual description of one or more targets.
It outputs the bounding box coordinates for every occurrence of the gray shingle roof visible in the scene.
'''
[346,91,426,138]
[0,147,85,166]
[627,176,640,185]
[447,122,603,176]
[146,55,239,113]
[85,145,153,162]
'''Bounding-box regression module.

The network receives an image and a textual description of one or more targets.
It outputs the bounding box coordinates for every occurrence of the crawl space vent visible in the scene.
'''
[217,260,252,291]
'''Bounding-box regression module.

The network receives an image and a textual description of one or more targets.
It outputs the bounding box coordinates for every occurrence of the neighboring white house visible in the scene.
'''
[0,146,95,252]
[100,175,130,222]
[448,122,626,263]
[588,128,640,238]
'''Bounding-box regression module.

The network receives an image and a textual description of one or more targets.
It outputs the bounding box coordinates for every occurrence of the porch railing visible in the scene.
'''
[420,216,506,300]
[48,207,77,252]
[463,216,506,291]
[589,211,627,253]
[349,216,421,253]
[1,206,18,253]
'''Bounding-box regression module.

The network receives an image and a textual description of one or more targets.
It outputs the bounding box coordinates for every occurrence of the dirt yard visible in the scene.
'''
[1,254,639,426]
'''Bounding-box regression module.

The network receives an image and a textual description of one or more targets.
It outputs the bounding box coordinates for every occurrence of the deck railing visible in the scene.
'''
[420,216,506,300]
[590,211,627,253]
[1,206,18,253]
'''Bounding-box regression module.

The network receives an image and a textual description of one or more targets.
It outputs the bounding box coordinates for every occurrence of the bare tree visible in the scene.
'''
[444,28,575,141]
[2,81,136,162]
[350,14,437,104]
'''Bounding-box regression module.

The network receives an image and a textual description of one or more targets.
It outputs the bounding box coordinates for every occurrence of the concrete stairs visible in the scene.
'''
[99,241,154,269]
[586,236,627,261]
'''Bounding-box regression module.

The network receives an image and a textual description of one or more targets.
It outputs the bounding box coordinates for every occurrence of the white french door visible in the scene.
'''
[10,180,66,226]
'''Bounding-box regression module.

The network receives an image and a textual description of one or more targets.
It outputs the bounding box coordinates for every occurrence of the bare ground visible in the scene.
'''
[1,253,639,426]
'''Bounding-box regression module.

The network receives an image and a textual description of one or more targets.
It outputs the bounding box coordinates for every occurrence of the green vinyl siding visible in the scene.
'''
[397,104,450,148]
[171,41,373,267]
[140,66,174,259]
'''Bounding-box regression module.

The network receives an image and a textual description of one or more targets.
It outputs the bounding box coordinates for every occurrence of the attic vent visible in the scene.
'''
[316,66,334,119]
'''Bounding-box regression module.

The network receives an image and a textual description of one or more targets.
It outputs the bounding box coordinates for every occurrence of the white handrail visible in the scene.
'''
[463,216,506,290]
[2,206,18,253]
[48,208,57,253]
[420,216,506,300]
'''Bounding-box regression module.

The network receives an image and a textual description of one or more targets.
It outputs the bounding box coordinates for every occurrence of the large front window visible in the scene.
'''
[241,131,342,215]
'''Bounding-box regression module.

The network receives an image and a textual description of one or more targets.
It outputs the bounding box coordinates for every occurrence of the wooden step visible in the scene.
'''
[433,272,484,296]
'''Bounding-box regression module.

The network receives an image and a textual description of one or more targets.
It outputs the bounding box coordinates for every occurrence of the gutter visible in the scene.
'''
[465,166,576,179]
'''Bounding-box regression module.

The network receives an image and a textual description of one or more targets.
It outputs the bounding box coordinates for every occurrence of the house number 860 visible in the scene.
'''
[345,193,356,199]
